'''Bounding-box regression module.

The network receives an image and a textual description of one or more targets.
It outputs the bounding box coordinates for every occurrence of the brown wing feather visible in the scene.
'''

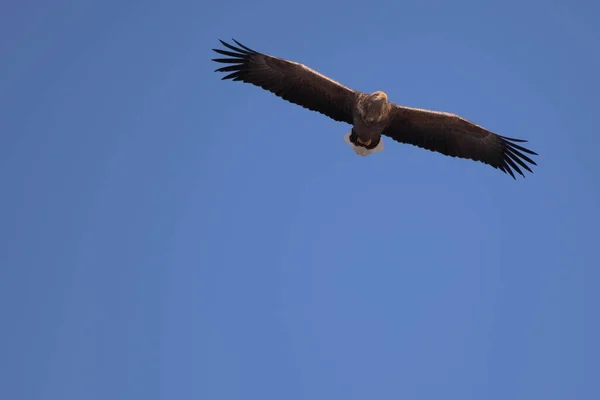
[383,104,538,178]
[212,39,357,124]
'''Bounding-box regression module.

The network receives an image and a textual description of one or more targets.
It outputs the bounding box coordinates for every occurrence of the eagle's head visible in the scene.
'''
[359,91,390,123]
[370,91,388,101]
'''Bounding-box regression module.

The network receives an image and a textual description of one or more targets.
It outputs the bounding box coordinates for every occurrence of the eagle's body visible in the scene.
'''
[212,39,537,178]
[344,91,393,154]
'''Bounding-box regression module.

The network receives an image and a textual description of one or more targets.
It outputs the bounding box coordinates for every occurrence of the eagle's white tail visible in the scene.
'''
[343,130,384,156]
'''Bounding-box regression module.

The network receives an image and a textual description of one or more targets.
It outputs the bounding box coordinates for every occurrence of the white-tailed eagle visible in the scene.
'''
[212,39,537,179]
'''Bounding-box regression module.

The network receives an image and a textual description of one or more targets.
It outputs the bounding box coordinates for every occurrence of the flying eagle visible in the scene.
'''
[212,39,537,178]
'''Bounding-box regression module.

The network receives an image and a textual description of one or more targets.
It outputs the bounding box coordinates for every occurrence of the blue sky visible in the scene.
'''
[1,0,599,399]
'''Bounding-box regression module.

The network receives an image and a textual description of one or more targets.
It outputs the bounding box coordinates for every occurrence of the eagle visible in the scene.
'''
[212,39,537,179]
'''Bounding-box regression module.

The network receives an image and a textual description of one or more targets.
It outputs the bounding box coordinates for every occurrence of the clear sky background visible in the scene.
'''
[1,0,599,399]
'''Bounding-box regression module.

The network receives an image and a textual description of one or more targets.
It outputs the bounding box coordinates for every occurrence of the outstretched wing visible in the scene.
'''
[383,104,538,178]
[212,39,357,124]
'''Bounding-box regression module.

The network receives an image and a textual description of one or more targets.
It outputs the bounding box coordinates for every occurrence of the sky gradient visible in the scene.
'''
[1,0,599,399]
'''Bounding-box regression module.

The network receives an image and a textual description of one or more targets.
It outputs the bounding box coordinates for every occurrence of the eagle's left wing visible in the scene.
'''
[383,104,538,178]
[212,39,358,125]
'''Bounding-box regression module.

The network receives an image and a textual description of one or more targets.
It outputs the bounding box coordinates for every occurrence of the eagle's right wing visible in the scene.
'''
[383,104,538,178]
[212,39,358,125]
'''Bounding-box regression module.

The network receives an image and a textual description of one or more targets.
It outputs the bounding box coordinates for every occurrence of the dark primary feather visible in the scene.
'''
[212,39,357,124]
[384,105,538,178]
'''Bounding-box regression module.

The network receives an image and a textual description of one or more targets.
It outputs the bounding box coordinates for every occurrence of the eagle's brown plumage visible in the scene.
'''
[212,39,538,179]
[384,106,537,178]
[212,39,356,124]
